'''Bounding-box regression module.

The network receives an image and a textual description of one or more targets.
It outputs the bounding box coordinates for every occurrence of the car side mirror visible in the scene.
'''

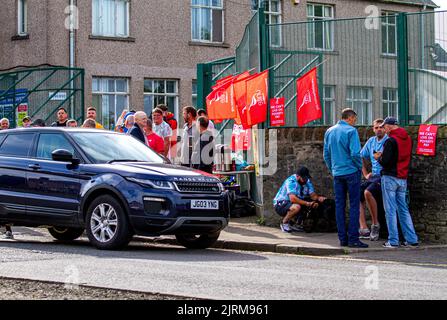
[52,149,80,165]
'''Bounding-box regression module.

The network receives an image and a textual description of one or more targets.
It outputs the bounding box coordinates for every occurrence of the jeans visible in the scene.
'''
[334,171,361,244]
[381,175,418,245]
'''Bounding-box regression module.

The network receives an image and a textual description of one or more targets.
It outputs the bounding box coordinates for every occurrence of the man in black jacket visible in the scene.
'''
[129,111,148,145]
[374,117,419,248]
[191,116,214,173]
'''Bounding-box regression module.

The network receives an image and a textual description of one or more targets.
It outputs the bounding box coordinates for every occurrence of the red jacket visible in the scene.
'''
[164,112,178,146]
[147,133,165,154]
[379,127,412,179]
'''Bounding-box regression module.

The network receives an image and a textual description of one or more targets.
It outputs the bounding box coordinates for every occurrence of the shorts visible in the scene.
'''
[360,175,382,202]
[274,200,293,217]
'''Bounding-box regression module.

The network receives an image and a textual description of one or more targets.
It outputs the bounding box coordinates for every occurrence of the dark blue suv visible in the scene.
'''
[0,128,230,250]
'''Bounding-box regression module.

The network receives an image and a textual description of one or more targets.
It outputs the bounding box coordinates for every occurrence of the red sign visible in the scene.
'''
[231,124,251,151]
[296,67,322,126]
[417,124,438,156]
[269,97,285,127]
[18,104,28,112]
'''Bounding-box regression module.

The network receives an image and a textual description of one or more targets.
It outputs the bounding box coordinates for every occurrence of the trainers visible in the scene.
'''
[3,231,14,240]
[359,228,370,239]
[383,241,399,248]
[348,241,369,248]
[370,224,380,241]
[402,241,419,248]
[280,223,291,233]
[290,224,304,232]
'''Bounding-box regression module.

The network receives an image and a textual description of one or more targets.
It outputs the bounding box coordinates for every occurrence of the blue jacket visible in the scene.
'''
[128,124,146,144]
[323,120,362,177]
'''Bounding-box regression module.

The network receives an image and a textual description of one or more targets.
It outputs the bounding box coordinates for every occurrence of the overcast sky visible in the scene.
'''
[434,0,447,11]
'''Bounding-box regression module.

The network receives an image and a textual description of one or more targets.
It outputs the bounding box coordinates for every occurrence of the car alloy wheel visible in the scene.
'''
[90,203,118,243]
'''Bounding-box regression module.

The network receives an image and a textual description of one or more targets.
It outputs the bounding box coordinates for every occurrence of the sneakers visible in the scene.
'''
[289,224,304,232]
[348,241,369,248]
[280,223,291,233]
[3,231,14,240]
[402,241,419,248]
[359,228,370,239]
[370,224,380,241]
[383,241,399,248]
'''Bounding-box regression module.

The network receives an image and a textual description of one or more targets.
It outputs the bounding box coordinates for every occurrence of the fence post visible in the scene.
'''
[397,12,410,126]
[197,63,212,110]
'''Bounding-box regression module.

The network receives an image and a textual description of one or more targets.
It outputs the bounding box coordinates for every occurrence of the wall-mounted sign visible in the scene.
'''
[269,97,285,127]
[417,124,438,156]
[49,92,67,101]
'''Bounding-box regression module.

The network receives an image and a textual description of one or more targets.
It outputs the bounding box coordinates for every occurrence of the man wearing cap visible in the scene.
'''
[374,117,419,248]
[273,167,327,233]
[324,108,368,248]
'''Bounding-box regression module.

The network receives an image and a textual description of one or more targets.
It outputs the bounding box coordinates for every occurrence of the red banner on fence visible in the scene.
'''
[296,67,322,127]
[269,97,285,127]
[417,124,438,156]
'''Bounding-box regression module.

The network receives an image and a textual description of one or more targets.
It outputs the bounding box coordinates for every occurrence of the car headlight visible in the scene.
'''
[217,182,225,192]
[127,177,174,190]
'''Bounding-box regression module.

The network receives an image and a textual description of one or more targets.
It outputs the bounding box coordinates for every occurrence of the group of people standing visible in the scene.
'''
[323,108,419,249]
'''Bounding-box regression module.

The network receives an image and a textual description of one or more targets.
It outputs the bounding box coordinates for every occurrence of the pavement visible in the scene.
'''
[135,215,447,256]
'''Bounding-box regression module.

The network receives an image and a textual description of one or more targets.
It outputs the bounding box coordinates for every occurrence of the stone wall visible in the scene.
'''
[262,126,447,243]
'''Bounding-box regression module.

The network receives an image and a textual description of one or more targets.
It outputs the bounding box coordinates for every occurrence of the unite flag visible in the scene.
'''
[296,67,322,127]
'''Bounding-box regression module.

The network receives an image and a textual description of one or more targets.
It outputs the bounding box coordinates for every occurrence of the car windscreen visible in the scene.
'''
[70,132,164,164]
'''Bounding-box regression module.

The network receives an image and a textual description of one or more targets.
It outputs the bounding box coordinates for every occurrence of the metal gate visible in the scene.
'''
[0,66,84,127]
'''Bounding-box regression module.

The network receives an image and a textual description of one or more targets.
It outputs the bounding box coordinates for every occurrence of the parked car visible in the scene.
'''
[0,128,229,250]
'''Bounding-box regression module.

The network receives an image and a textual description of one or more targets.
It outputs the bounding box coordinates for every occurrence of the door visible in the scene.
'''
[0,132,36,221]
[26,133,81,225]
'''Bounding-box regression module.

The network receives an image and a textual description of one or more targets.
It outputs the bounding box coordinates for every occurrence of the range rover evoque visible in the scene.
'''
[0,128,230,250]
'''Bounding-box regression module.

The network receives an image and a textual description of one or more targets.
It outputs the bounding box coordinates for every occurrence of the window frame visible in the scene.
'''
[323,85,335,125]
[92,0,130,38]
[382,88,399,120]
[346,86,373,126]
[191,0,225,44]
[381,11,397,56]
[306,3,335,51]
[17,0,28,36]
[143,79,180,121]
[92,77,130,130]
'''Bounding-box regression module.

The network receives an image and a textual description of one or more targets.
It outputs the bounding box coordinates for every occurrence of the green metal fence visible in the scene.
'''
[198,9,447,128]
[0,66,85,127]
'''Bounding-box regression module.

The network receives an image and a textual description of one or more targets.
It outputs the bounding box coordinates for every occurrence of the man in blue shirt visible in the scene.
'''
[359,119,388,241]
[273,167,327,233]
[324,108,368,248]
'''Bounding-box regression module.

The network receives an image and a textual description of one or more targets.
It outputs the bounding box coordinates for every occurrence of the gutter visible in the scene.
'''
[378,0,438,8]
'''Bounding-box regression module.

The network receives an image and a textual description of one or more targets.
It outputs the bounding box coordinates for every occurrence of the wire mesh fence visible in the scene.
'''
[0,66,84,127]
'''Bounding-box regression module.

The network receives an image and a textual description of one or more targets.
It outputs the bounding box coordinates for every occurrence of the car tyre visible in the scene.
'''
[175,232,220,249]
[85,195,132,250]
[48,227,84,241]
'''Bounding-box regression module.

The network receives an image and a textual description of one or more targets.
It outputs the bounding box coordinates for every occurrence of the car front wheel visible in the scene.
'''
[48,227,84,241]
[175,232,220,249]
[85,195,132,250]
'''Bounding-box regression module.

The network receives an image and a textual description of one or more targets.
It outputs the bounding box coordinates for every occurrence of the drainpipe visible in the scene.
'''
[421,1,427,69]
[69,0,76,118]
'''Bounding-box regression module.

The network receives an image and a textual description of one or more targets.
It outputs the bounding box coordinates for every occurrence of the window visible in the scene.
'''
[191,0,223,43]
[307,3,334,50]
[92,0,129,37]
[36,134,75,160]
[346,87,372,125]
[192,80,198,108]
[252,0,282,47]
[144,79,179,120]
[323,86,335,125]
[18,0,27,35]
[92,77,129,130]
[383,88,398,119]
[382,12,397,56]
[0,134,34,157]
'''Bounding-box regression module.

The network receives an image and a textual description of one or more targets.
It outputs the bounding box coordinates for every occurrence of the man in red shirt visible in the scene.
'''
[145,119,165,154]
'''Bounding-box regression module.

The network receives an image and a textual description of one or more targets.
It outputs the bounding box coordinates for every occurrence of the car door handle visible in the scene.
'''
[28,164,41,170]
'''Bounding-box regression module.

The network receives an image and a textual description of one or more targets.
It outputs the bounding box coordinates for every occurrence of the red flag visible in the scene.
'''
[245,70,269,127]
[231,124,251,151]
[212,75,234,90]
[206,80,236,121]
[296,68,322,127]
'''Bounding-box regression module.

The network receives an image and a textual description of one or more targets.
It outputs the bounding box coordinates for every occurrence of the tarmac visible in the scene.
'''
[137,215,447,256]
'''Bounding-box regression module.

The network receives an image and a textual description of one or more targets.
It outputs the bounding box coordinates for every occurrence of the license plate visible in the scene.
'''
[191,200,219,210]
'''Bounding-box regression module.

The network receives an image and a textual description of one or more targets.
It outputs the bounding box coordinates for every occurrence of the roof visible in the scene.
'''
[378,0,438,8]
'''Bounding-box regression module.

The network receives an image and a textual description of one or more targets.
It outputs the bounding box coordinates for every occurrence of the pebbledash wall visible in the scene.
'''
[262,126,447,243]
